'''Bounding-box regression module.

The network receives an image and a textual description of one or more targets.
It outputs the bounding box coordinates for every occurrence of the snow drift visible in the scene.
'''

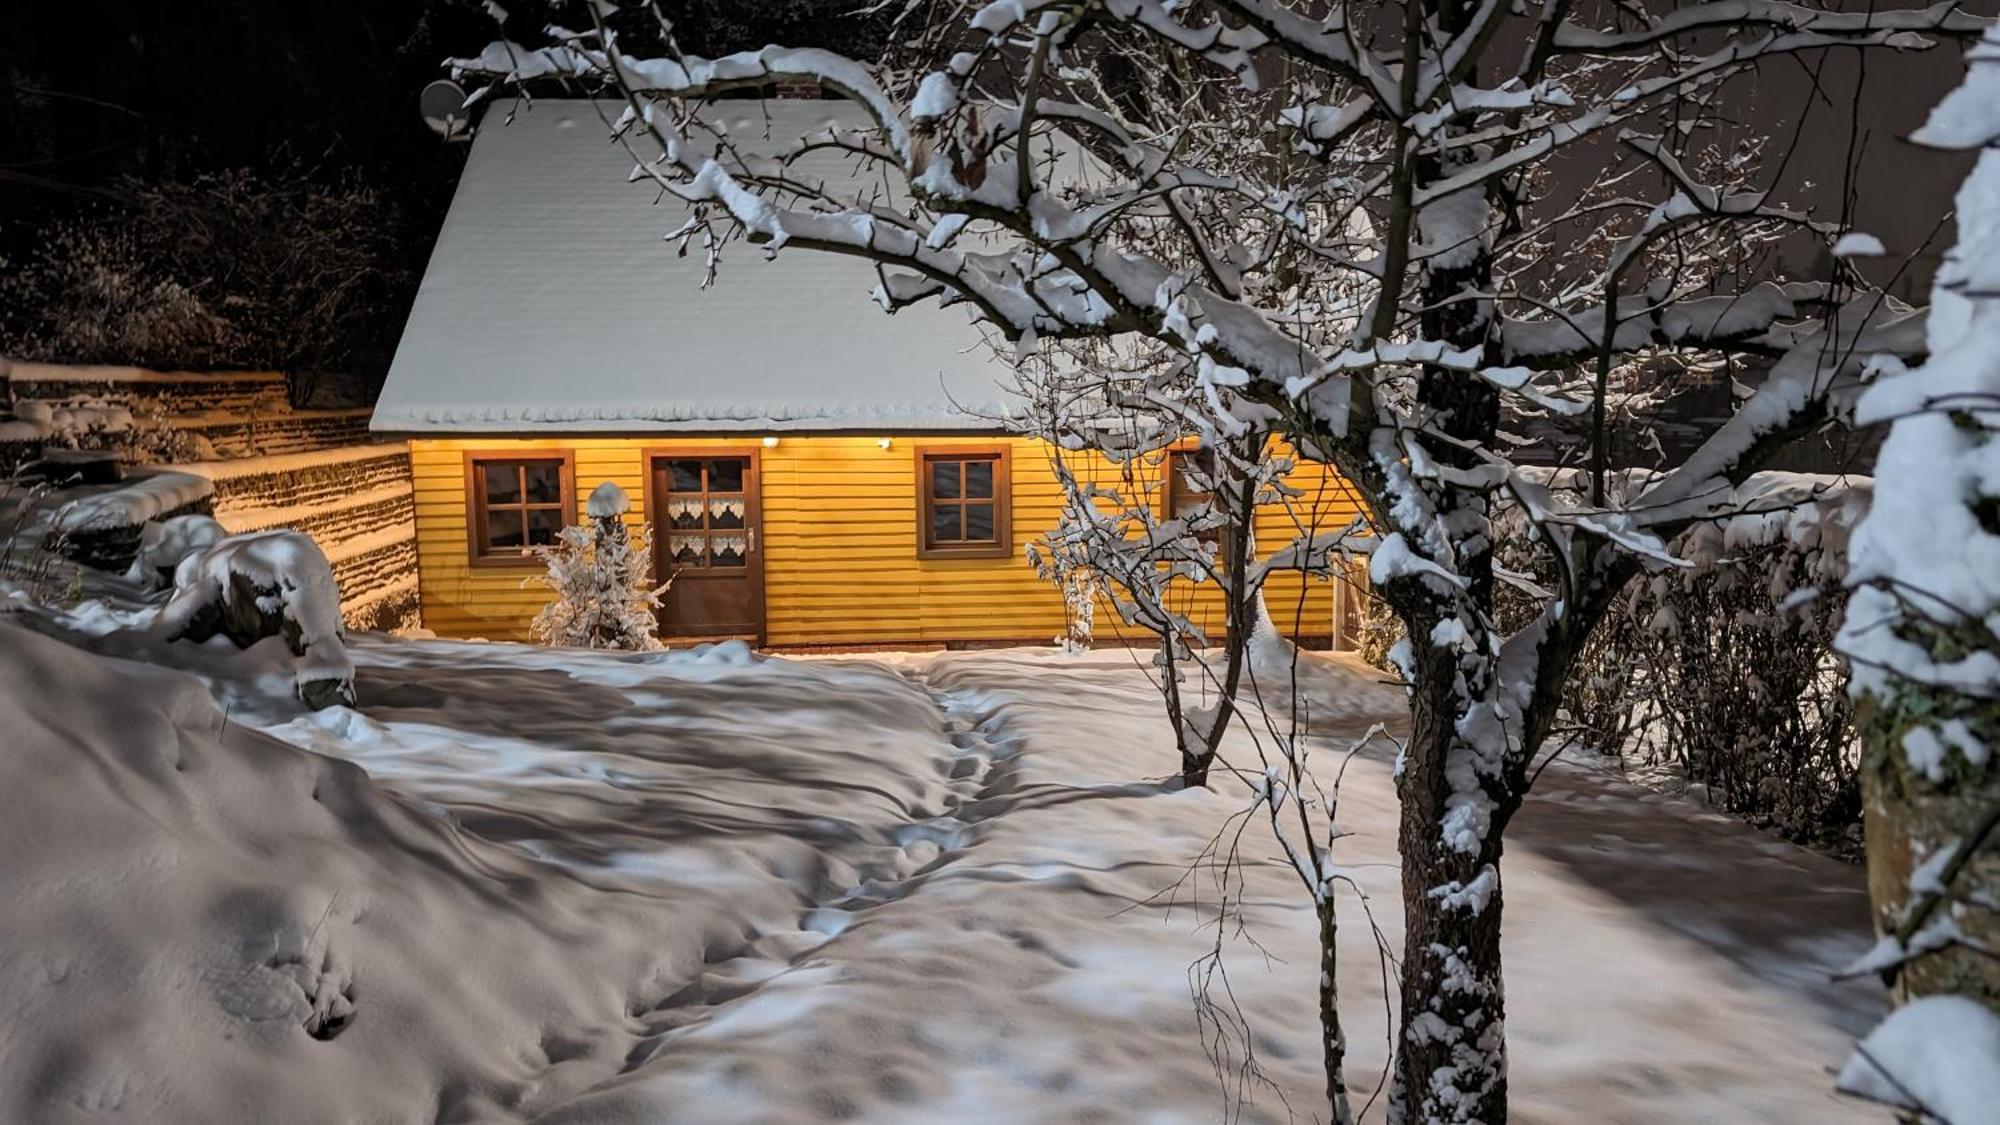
[0,621,710,1122]
[0,616,1886,1123]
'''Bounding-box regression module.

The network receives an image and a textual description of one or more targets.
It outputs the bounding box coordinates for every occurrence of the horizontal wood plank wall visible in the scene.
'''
[409,436,1365,646]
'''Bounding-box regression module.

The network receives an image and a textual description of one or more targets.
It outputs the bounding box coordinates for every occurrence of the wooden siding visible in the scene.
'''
[409,436,1366,647]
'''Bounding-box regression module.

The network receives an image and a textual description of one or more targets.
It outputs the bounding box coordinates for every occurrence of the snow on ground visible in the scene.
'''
[0,615,1887,1122]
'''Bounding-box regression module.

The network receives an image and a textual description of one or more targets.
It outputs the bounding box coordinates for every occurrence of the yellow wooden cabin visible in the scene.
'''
[375,100,1365,649]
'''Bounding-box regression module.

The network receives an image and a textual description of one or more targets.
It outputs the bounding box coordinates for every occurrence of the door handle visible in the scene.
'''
[748,528,756,553]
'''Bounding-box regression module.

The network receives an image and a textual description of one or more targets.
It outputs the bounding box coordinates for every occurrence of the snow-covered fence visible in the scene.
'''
[180,407,374,459]
[3,361,288,418]
[178,444,420,633]
[0,361,373,466]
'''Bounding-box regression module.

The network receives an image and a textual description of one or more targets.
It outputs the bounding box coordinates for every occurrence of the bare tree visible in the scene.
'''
[451,1,1982,1117]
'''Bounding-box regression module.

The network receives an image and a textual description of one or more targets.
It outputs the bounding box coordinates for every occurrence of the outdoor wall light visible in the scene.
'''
[763,436,781,448]
[878,437,894,450]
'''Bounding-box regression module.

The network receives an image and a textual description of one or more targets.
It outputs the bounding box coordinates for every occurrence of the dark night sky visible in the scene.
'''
[0,2,893,219]
[0,1,1988,373]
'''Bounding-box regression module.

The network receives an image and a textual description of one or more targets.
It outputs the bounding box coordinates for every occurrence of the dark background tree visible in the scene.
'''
[0,0,893,387]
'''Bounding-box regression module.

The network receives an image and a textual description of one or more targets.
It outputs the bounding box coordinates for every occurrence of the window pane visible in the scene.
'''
[524,462,564,504]
[709,498,745,529]
[670,460,703,492]
[670,535,708,568]
[930,459,961,500]
[527,509,564,546]
[707,459,744,492]
[964,458,993,499]
[710,534,747,567]
[930,504,962,544]
[1173,487,1210,518]
[483,464,521,505]
[963,502,995,542]
[486,510,525,550]
[667,498,702,530]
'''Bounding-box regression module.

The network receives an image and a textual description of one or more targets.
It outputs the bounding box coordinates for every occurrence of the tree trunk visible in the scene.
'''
[1858,675,2000,1009]
[1383,125,1511,1119]
[1389,690,1509,1123]
[1180,742,1211,789]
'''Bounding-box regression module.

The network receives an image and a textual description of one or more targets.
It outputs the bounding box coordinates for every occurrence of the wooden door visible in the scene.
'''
[649,451,764,642]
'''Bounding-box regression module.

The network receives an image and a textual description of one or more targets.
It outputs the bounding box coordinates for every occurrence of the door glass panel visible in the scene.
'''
[707,459,744,492]
[667,498,703,529]
[483,465,521,505]
[670,460,703,492]
[487,510,525,549]
[527,509,564,545]
[930,505,962,544]
[709,498,745,529]
[963,502,995,541]
[670,535,708,567]
[710,535,747,567]
[524,463,564,503]
[964,459,993,498]
[930,460,961,499]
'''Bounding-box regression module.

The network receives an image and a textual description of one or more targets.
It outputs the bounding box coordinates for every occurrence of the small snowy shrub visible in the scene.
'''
[527,482,668,651]
[1030,546,1097,653]
[157,530,354,709]
[0,476,71,603]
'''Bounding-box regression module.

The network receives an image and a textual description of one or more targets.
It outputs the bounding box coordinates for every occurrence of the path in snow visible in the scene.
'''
[347,641,1883,1121]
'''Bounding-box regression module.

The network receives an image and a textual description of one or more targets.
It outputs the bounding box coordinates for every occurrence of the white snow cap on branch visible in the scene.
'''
[1832,232,1885,258]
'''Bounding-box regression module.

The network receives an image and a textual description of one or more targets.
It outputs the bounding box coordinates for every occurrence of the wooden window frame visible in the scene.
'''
[463,450,576,566]
[914,444,1012,560]
[1161,445,1237,562]
[1161,446,1216,525]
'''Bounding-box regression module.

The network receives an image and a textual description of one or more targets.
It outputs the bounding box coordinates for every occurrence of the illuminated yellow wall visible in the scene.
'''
[409,435,1365,647]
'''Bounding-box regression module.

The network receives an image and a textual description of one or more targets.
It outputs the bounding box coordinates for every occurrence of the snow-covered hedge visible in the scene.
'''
[156,530,354,708]
[1569,478,1866,852]
[1355,474,1868,851]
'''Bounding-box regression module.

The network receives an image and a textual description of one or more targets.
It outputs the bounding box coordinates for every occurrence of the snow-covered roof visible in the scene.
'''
[373,99,1020,434]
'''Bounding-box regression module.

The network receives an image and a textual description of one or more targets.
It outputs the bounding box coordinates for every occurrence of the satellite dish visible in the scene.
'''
[420,79,473,141]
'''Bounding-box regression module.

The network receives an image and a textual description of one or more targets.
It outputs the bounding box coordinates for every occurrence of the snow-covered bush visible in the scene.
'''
[156,530,353,709]
[1574,482,1866,853]
[1056,567,1095,653]
[1355,477,1867,851]
[526,482,667,651]
[127,514,228,591]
